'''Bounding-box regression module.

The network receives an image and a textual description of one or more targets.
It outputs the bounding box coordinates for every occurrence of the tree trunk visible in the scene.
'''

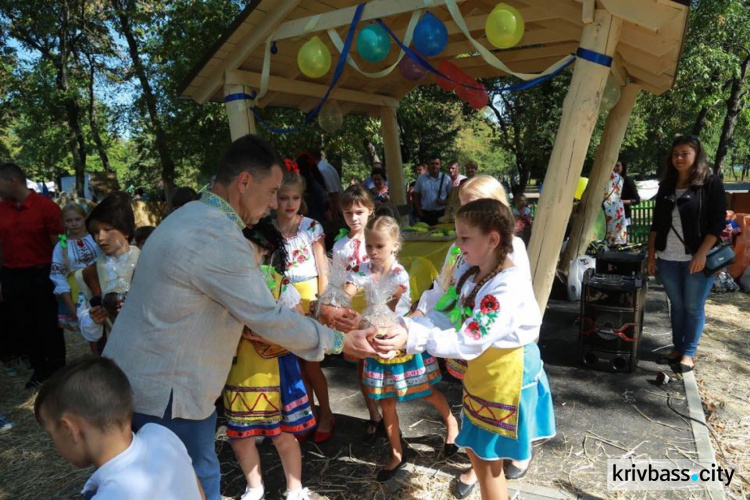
[87,55,111,172]
[714,52,750,176]
[113,0,176,207]
[691,106,710,137]
[58,0,87,197]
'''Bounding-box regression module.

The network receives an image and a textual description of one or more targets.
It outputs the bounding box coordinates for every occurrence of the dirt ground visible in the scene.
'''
[0,291,748,500]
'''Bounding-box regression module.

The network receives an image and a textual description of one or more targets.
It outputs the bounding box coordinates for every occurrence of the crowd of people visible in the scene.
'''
[0,133,727,500]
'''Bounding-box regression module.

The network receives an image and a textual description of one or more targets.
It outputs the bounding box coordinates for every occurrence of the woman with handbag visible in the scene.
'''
[647,135,727,373]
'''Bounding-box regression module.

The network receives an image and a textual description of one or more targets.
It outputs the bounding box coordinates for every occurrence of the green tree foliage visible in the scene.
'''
[1,0,749,204]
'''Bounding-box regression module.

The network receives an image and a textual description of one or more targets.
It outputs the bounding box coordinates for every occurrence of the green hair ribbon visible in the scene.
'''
[334,228,349,242]
[58,234,68,249]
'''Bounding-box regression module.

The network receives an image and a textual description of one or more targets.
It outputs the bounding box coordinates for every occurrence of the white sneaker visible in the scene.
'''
[240,484,264,500]
[284,487,311,500]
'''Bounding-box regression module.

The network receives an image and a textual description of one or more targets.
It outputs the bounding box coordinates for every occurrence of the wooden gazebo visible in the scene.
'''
[178,0,690,310]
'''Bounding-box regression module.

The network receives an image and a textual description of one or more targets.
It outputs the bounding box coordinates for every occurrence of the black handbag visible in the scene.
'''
[703,244,735,276]
[670,224,735,276]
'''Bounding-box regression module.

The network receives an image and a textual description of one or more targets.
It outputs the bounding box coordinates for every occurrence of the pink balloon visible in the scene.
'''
[398,55,427,81]
[455,74,477,101]
[468,84,489,109]
[436,60,461,91]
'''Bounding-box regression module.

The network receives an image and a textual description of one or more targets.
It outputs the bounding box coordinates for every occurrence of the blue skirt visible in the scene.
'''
[455,343,556,461]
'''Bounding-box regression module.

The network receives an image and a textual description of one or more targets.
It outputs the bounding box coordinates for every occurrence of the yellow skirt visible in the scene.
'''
[292,278,319,315]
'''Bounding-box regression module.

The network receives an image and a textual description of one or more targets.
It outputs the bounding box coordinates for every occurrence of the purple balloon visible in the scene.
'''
[398,55,427,81]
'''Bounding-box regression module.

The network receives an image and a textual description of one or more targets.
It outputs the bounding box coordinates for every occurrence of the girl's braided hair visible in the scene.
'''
[454,199,515,307]
[242,216,288,276]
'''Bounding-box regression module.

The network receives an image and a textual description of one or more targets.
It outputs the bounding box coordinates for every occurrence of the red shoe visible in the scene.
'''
[313,416,335,443]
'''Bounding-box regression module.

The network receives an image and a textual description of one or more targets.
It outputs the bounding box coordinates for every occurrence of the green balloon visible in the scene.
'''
[298,36,331,79]
[485,4,525,49]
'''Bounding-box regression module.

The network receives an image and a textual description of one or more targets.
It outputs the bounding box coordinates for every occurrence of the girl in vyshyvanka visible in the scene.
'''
[376,199,556,500]
[344,215,459,482]
[273,159,334,444]
[50,203,101,332]
[223,217,315,500]
[330,185,386,443]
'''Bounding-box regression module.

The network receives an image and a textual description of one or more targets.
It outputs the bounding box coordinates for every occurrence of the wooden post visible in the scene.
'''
[527,10,622,312]
[562,83,641,272]
[224,84,257,141]
[380,105,406,205]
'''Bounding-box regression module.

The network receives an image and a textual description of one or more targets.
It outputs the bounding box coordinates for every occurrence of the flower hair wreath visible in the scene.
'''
[284,158,300,174]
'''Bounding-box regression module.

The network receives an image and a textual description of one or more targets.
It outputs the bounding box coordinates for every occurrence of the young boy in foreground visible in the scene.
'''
[35,357,204,499]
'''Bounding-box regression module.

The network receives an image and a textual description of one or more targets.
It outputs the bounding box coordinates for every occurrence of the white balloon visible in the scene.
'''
[318,101,344,133]
[600,74,621,112]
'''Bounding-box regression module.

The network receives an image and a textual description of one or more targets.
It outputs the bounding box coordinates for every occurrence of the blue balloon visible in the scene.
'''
[356,24,391,63]
[413,11,448,57]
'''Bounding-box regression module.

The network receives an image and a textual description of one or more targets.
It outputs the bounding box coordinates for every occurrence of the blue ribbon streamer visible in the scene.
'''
[575,47,612,67]
[376,18,574,94]
[248,3,365,134]
[224,92,255,103]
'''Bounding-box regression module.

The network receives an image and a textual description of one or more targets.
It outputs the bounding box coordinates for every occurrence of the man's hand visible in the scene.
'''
[317,304,361,332]
[372,323,408,359]
[90,306,109,325]
[343,326,379,358]
[647,256,657,276]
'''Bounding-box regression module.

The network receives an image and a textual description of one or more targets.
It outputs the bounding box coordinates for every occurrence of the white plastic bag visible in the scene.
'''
[568,256,596,301]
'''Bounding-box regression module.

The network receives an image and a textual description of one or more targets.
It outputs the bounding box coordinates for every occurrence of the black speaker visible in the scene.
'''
[595,251,647,277]
[578,273,647,373]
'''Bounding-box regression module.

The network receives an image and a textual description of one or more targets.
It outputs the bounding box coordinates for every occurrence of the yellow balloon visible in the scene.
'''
[485,3,525,49]
[575,177,588,200]
[298,36,332,79]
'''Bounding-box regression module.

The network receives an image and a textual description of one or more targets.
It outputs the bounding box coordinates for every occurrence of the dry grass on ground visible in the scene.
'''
[2,292,749,500]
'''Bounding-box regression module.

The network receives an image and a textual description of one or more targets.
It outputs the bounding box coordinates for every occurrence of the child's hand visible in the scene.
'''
[90,306,109,325]
[372,323,408,357]
[343,325,379,358]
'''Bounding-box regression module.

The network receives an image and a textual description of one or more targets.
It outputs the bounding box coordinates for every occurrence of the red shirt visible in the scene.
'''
[0,191,63,268]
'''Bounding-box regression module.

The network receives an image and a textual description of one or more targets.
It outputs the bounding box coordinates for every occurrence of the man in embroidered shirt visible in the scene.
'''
[0,163,65,389]
[102,135,378,500]
[414,156,451,225]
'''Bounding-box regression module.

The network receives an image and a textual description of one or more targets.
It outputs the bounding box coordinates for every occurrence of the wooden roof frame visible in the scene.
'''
[178,0,691,114]
[177,0,692,313]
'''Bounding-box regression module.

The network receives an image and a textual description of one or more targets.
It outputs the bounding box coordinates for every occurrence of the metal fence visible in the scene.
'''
[627,199,655,245]
[524,200,654,245]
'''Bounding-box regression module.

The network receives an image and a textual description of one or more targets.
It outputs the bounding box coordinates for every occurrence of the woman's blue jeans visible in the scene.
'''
[657,258,714,357]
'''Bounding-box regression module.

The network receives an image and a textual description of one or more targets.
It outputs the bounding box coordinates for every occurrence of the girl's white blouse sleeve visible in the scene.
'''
[403,266,541,360]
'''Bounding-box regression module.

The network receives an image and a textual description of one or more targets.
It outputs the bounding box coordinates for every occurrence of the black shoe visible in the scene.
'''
[503,459,530,480]
[376,455,408,483]
[674,363,694,374]
[453,476,477,499]
[363,419,384,445]
[443,442,459,458]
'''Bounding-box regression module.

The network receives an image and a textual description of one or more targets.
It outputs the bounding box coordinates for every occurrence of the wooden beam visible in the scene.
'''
[225,69,400,108]
[561,83,641,274]
[622,61,674,94]
[224,84,257,140]
[380,105,406,205]
[271,0,470,42]
[610,53,627,87]
[452,42,579,70]
[597,0,683,32]
[441,21,581,58]
[527,10,622,312]
[193,0,303,104]
[582,0,595,24]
